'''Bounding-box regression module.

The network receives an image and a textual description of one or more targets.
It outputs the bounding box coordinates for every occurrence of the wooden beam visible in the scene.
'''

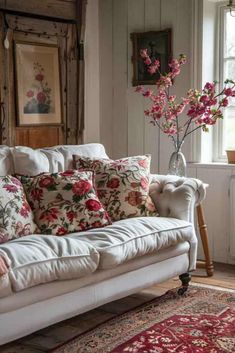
[0,0,77,21]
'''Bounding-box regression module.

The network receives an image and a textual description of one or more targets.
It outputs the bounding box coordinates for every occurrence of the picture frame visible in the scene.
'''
[131,29,172,86]
[14,42,62,126]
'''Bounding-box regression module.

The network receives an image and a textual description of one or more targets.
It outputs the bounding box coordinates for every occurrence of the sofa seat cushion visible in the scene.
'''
[0,235,99,294]
[70,217,196,270]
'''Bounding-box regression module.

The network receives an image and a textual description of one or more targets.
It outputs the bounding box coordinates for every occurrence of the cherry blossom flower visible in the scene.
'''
[136,48,235,152]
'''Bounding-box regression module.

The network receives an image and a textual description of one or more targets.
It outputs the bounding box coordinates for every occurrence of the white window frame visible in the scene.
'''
[213,4,235,162]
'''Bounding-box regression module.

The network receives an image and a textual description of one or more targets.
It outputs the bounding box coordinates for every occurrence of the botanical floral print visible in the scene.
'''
[24,62,53,114]
[73,155,157,221]
[0,176,38,244]
[19,170,111,236]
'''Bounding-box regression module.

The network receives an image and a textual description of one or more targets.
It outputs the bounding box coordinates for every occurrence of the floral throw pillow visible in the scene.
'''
[0,176,38,244]
[19,170,111,236]
[73,155,157,221]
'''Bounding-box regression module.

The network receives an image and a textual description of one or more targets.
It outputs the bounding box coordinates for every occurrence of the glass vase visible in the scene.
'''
[168,149,186,177]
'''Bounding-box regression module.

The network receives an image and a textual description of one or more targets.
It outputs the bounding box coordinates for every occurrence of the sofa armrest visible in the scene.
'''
[149,174,206,223]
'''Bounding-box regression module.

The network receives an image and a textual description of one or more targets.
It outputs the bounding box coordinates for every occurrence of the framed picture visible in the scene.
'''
[14,42,62,126]
[131,29,172,86]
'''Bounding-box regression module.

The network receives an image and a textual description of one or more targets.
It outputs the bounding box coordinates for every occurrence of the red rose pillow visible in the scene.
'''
[0,176,38,244]
[73,155,157,221]
[19,170,111,235]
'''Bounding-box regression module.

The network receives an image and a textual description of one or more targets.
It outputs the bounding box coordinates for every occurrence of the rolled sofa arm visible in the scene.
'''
[149,174,206,223]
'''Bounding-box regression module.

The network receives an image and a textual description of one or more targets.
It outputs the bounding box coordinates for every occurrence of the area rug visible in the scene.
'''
[50,286,235,353]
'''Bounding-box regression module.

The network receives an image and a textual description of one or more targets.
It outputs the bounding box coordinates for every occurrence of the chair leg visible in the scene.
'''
[196,204,214,276]
[178,273,191,295]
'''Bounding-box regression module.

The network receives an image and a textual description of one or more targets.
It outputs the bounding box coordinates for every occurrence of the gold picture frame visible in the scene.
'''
[15,42,62,126]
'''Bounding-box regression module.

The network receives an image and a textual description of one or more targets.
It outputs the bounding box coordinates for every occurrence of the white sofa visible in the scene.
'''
[0,143,205,345]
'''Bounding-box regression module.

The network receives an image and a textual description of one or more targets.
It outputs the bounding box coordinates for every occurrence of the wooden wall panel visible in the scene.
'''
[66,25,78,144]
[0,3,81,148]
[0,0,76,20]
[98,0,235,264]
[6,15,68,36]
[127,0,145,158]
[99,0,113,156]
[112,0,128,159]
[83,0,100,145]
[197,167,232,264]
[144,0,161,173]
[100,0,193,173]
[15,126,63,148]
[158,0,193,174]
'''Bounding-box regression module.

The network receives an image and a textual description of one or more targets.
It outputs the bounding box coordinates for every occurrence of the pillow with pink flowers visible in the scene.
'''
[19,170,111,236]
[73,155,157,221]
[0,176,38,244]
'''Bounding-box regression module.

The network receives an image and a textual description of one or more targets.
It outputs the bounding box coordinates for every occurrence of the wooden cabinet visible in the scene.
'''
[0,0,83,148]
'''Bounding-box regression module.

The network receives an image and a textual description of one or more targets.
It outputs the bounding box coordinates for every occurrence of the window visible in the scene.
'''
[215,6,235,161]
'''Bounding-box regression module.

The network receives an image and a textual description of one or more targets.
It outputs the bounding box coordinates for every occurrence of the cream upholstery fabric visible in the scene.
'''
[54,143,109,169]
[0,235,99,295]
[10,143,109,176]
[0,217,196,296]
[0,143,206,345]
[0,146,14,175]
[0,252,189,345]
[0,242,189,314]
[12,146,51,176]
[38,149,64,173]
[0,250,11,298]
[74,217,196,270]
[149,174,205,222]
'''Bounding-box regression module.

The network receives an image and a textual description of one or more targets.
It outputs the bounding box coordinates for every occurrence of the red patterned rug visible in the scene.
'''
[50,286,235,353]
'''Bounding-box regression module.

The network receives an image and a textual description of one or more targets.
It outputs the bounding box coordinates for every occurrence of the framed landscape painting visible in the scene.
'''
[131,29,172,86]
[15,42,62,126]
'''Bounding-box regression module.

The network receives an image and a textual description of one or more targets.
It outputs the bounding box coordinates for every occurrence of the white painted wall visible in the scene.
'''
[99,0,195,174]
[84,0,100,143]
[188,163,235,265]
[90,0,235,264]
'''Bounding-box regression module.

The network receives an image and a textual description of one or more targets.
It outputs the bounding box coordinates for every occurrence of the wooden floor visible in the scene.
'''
[1,262,235,353]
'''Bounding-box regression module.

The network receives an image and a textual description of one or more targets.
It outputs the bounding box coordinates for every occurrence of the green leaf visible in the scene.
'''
[97,180,106,187]
[72,194,83,203]
[63,184,73,191]
[47,185,57,192]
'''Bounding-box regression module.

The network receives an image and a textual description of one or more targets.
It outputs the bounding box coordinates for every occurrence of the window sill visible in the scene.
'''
[188,162,235,169]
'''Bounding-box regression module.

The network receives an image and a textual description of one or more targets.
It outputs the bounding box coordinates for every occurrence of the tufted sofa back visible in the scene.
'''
[0,143,109,176]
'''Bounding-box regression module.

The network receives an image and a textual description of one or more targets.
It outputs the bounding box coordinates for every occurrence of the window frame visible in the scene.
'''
[213,4,235,162]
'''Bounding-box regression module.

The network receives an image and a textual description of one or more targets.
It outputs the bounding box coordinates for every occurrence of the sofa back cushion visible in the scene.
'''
[0,146,14,176]
[0,176,38,244]
[10,143,108,176]
[54,144,109,170]
[19,170,111,235]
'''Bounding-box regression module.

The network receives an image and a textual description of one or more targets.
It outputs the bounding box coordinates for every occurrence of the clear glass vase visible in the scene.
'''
[168,149,186,177]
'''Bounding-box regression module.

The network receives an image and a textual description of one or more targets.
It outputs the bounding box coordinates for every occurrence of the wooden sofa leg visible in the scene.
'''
[178,273,191,295]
